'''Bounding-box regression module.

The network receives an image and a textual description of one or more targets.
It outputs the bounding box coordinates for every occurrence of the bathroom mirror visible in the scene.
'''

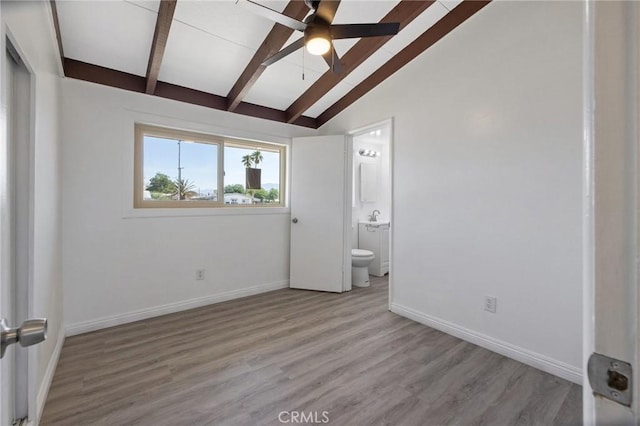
[360,163,378,202]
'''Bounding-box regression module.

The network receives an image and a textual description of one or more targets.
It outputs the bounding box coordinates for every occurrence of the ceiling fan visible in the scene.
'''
[240,0,401,74]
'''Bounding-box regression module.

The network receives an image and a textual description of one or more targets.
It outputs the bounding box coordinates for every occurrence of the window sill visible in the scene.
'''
[122,206,290,219]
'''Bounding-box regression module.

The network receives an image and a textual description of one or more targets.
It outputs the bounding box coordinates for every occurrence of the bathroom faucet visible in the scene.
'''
[370,210,381,222]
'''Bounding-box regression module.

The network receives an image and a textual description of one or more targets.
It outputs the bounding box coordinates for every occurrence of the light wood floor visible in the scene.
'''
[42,276,582,425]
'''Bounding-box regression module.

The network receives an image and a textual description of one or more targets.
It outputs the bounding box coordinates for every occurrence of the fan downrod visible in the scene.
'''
[304,0,320,11]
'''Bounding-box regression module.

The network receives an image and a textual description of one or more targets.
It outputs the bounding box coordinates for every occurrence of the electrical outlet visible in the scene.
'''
[196,269,205,281]
[484,296,497,313]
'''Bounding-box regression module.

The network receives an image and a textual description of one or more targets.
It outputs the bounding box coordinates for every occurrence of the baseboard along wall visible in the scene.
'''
[65,280,289,336]
[35,324,65,424]
[390,303,582,385]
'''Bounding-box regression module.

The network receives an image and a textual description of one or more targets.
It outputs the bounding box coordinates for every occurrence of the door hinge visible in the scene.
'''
[587,352,632,407]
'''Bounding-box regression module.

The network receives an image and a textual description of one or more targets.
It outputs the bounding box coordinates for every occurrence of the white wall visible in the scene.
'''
[321,1,583,382]
[1,1,64,422]
[61,79,316,333]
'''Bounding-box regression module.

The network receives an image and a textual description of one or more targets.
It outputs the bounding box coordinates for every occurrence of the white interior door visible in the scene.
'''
[584,1,639,423]
[0,48,14,426]
[290,135,350,292]
[0,45,18,426]
[0,38,33,425]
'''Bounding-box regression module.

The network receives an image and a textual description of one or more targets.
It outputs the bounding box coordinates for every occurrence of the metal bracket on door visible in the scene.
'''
[587,352,632,406]
[0,318,47,358]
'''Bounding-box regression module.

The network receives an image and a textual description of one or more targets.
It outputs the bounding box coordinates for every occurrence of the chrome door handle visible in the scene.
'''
[0,318,47,358]
[292,218,298,223]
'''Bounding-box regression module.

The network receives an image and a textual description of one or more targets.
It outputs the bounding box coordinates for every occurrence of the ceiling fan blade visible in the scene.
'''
[322,44,343,74]
[315,0,341,24]
[262,37,306,66]
[240,0,307,32]
[330,22,400,40]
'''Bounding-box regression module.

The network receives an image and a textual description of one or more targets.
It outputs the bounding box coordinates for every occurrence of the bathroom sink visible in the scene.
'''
[359,220,390,225]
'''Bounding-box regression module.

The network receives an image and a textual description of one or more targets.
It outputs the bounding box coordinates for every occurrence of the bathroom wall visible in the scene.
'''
[321,1,583,382]
[351,125,391,249]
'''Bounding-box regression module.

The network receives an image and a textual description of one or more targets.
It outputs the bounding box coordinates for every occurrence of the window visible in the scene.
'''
[134,124,285,208]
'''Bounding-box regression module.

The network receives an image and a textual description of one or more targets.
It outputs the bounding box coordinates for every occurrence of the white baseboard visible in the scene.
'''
[390,303,582,385]
[66,280,289,336]
[34,325,65,424]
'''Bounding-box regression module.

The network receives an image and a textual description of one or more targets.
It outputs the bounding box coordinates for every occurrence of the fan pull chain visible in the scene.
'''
[331,44,334,72]
[302,48,305,81]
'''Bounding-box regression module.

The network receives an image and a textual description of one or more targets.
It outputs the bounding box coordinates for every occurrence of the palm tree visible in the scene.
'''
[251,150,263,167]
[241,154,253,168]
[172,178,198,200]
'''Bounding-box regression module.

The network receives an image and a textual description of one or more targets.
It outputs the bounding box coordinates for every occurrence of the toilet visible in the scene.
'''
[351,249,375,288]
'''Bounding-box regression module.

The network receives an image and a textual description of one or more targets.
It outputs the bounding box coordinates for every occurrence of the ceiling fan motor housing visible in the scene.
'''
[248,0,398,72]
[304,16,331,41]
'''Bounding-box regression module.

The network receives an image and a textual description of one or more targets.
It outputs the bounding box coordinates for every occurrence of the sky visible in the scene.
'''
[143,136,280,194]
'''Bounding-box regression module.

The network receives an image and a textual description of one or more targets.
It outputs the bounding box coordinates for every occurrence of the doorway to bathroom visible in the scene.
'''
[348,120,393,306]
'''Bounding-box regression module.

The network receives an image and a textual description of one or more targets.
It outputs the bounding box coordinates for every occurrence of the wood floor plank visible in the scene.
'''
[41,275,581,425]
[244,331,423,422]
[553,383,583,426]
[472,367,573,426]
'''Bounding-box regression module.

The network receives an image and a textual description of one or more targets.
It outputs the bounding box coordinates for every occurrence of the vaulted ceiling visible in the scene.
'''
[51,0,491,128]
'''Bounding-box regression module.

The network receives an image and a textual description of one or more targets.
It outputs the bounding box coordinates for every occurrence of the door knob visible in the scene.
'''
[292,218,298,223]
[0,318,47,358]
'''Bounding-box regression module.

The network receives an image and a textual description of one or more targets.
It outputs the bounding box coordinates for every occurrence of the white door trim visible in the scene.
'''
[343,136,353,292]
[387,118,394,311]
[581,0,595,421]
[583,0,640,423]
[3,26,37,423]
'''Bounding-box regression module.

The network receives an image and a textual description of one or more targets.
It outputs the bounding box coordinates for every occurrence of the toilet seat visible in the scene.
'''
[352,249,374,257]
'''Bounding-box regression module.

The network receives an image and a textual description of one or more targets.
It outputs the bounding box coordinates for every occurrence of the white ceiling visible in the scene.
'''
[57,0,158,76]
[56,0,462,119]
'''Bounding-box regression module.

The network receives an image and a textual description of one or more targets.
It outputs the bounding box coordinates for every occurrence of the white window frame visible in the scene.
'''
[134,123,286,209]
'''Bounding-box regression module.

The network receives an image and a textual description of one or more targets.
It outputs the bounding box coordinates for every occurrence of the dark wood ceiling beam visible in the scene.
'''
[316,0,491,127]
[145,0,177,94]
[64,58,147,93]
[285,0,435,124]
[63,58,318,128]
[226,0,309,112]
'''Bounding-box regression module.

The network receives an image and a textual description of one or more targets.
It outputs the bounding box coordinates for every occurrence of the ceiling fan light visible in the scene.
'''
[306,36,331,56]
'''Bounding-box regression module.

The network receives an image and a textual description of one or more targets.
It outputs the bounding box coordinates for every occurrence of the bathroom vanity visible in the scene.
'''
[358,221,390,276]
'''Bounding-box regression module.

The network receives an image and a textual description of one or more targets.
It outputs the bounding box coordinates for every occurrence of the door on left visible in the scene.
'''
[0,39,47,425]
